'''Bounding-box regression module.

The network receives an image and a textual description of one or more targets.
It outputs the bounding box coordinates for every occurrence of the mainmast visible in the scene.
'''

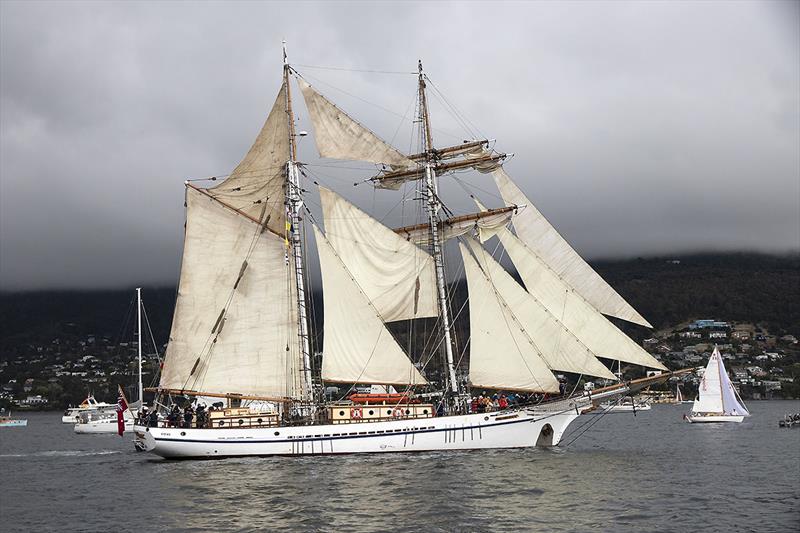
[417,61,459,397]
[283,41,314,405]
[136,287,143,405]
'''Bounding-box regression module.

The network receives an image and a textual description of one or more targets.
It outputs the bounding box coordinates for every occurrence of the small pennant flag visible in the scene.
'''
[115,385,129,437]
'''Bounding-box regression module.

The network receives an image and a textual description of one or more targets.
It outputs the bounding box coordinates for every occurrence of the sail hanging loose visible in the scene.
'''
[465,239,618,381]
[313,224,427,386]
[319,186,437,322]
[160,187,302,399]
[207,82,290,236]
[393,206,516,246]
[298,78,413,168]
[460,242,560,393]
[493,167,653,328]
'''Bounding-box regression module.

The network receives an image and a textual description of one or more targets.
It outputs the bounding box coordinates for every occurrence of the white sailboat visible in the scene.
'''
[136,45,680,458]
[686,346,749,423]
[75,288,146,434]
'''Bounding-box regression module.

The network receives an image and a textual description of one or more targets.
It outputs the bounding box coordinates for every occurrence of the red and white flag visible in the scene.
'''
[115,385,129,437]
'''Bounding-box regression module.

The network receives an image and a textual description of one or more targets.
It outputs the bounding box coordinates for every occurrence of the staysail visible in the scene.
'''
[319,187,437,322]
[492,167,652,328]
[159,187,302,399]
[465,239,617,381]
[492,222,666,370]
[206,82,290,236]
[314,225,427,386]
[460,242,560,392]
[298,78,413,167]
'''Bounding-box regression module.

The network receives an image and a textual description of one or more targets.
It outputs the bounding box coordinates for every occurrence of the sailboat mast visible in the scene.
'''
[417,60,459,396]
[136,287,143,405]
[283,41,314,404]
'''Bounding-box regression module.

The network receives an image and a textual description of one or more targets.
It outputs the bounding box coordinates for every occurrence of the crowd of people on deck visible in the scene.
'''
[468,392,536,413]
[136,402,222,429]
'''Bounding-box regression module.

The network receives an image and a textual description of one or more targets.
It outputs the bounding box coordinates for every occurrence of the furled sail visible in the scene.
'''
[319,186,437,321]
[493,167,653,328]
[159,187,302,399]
[298,78,413,167]
[394,207,516,246]
[492,222,666,370]
[460,242,560,393]
[465,239,617,381]
[314,225,427,386]
[207,82,289,236]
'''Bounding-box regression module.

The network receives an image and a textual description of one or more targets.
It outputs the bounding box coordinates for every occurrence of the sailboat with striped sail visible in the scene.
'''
[136,45,679,458]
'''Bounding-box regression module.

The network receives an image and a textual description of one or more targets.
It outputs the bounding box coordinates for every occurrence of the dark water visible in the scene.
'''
[1,401,798,532]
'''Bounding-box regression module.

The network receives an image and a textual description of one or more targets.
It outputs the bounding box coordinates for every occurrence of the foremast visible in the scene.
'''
[417,61,460,398]
[283,42,314,406]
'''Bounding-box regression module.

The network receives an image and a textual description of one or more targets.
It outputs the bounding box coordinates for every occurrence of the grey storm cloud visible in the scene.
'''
[1,0,798,290]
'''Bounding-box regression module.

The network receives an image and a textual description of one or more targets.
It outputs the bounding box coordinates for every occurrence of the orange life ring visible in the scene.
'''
[351,406,363,419]
[392,406,405,418]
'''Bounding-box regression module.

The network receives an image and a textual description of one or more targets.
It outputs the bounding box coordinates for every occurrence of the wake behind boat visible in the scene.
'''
[136,45,685,459]
[686,346,750,423]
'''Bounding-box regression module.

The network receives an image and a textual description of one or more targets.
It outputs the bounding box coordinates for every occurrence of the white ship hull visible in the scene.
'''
[686,414,745,423]
[136,406,581,459]
[599,403,651,413]
[74,419,134,434]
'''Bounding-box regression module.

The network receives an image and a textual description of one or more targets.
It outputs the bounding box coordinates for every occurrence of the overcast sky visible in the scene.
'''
[1,1,798,290]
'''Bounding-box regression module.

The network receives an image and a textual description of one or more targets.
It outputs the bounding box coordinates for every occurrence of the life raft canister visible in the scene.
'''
[351,406,363,419]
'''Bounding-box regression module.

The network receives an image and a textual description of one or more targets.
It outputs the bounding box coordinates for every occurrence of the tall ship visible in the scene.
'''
[136,45,678,458]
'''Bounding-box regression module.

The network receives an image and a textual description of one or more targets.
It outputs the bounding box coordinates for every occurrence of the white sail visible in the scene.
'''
[207,83,289,236]
[160,187,302,399]
[319,187,437,322]
[460,242,560,393]
[696,347,749,416]
[465,239,617,381]
[493,224,667,370]
[493,167,652,328]
[695,348,725,413]
[298,78,413,167]
[314,225,427,386]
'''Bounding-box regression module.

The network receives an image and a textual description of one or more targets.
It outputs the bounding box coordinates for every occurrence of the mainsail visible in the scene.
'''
[206,83,290,236]
[298,78,413,167]
[319,186,437,322]
[314,224,427,386]
[492,167,653,328]
[159,187,302,399]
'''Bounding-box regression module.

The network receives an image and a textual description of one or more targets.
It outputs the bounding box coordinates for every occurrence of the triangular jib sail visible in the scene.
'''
[492,167,653,328]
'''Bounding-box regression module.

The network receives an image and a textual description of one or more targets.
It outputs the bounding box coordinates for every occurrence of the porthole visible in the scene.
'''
[274,431,280,436]
[218,420,225,427]
[368,410,374,415]
[422,409,428,414]
[339,410,345,416]
[484,416,489,421]
[405,409,411,415]
[387,409,393,415]
[238,419,244,426]
[257,418,263,424]
[180,431,186,436]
